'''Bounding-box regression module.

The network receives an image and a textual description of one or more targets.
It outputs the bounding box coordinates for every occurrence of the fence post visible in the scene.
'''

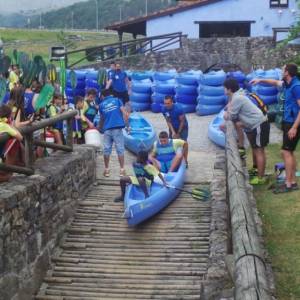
[24,133,34,170]
[66,117,73,150]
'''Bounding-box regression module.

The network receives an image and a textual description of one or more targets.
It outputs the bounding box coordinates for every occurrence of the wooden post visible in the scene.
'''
[226,121,272,300]
[24,133,34,170]
[66,117,73,150]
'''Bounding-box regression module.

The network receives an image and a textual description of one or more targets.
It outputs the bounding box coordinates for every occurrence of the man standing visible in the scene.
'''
[251,64,300,192]
[98,89,128,177]
[106,62,131,107]
[162,96,189,141]
[223,78,270,185]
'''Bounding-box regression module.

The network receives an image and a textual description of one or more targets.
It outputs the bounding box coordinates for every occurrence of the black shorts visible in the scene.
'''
[113,90,129,105]
[246,121,270,149]
[282,122,300,152]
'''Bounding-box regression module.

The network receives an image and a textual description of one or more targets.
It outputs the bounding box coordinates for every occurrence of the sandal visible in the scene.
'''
[103,169,110,177]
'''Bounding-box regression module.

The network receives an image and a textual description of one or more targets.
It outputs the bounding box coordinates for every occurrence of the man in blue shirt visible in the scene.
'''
[99,89,128,178]
[251,63,300,193]
[106,62,131,106]
[162,95,189,141]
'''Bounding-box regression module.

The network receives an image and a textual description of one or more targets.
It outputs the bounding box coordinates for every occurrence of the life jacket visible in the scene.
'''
[85,102,98,122]
[283,77,300,123]
[46,104,63,130]
[132,162,154,182]
[156,139,176,173]
[247,93,268,115]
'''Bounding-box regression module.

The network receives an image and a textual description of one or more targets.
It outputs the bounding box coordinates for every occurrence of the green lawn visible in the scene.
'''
[0,28,128,67]
[247,144,300,300]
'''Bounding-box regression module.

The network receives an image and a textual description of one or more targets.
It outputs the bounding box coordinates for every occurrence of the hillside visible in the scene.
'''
[28,0,176,30]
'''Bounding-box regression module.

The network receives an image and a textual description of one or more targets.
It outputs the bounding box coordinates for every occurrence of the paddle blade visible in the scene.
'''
[34,84,55,110]
[59,59,66,95]
[0,78,7,104]
[13,49,18,64]
[69,70,77,90]
[47,64,57,83]
[0,55,11,75]
[97,68,107,87]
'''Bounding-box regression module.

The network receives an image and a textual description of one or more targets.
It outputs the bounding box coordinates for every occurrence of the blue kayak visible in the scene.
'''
[123,113,156,154]
[124,161,186,226]
[208,109,225,147]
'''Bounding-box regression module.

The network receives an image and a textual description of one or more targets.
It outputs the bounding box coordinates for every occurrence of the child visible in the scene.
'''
[0,104,23,182]
[84,88,99,123]
[46,93,64,145]
[114,150,167,202]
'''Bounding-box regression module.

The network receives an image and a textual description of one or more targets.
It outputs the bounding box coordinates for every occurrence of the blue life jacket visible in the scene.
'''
[284,77,300,123]
[132,162,154,182]
[24,92,35,116]
[85,102,98,122]
[156,139,176,173]
[46,104,63,130]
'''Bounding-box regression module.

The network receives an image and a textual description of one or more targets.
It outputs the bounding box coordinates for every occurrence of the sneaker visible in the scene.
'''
[103,169,110,177]
[114,196,124,203]
[250,176,266,185]
[238,147,246,159]
[120,169,126,177]
[273,184,293,194]
[248,167,258,177]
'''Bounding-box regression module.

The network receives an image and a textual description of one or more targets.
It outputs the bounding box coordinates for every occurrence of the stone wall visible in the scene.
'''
[0,145,97,300]
[84,37,299,73]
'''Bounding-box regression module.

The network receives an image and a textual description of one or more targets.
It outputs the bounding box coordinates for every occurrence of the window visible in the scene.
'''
[270,0,289,8]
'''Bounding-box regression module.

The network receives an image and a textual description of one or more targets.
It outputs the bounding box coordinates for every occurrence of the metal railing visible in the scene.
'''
[0,111,77,176]
[65,32,186,68]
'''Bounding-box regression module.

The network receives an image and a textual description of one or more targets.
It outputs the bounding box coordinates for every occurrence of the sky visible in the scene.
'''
[0,0,88,14]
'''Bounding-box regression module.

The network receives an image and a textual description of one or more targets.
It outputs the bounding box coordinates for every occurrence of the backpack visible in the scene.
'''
[247,93,268,115]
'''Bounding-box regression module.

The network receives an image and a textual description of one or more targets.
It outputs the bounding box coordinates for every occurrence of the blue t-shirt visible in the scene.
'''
[283,77,300,123]
[162,103,188,130]
[99,96,125,131]
[109,70,128,92]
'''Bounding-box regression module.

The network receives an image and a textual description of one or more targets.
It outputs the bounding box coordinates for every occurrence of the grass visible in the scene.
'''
[246,143,300,300]
[0,28,130,67]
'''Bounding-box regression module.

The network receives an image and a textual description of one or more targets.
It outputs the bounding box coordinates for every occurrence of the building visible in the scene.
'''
[106,0,299,42]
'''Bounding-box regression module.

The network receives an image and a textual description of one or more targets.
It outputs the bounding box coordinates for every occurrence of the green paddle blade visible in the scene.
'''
[69,70,77,90]
[13,49,18,65]
[34,84,55,110]
[0,78,7,104]
[22,60,39,88]
[59,59,66,95]
[19,52,30,73]
[0,55,11,75]
[47,64,57,83]
[97,68,107,87]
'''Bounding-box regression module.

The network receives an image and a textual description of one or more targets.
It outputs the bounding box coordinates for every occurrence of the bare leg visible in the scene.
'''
[169,153,183,172]
[54,131,63,145]
[138,177,149,198]
[253,148,266,178]
[183,143,189,164]
[281,149,296,187]
[149,157,161,171]
[118,154,125,169]
[235,122,244,148]
[104,155,110,169]
[120,176,131,198]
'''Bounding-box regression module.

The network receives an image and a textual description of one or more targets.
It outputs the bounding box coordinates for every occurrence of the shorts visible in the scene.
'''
[169,128,188,141]
[113,90,129,105]
[282,122,300,152]
[246,121,270,149]
[103,128,124,156]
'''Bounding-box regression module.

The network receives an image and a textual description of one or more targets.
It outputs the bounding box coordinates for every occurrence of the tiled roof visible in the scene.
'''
[106,0,223,31]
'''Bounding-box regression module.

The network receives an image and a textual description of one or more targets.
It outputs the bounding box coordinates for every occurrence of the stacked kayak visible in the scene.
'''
[227,71,246,88]
[130,74,152,111]
[196,70,227,116]
[66,70,86,104]
[174,71,201,113]
[124,161,186,226]
[208,109,225,148]
[123,113,156,154]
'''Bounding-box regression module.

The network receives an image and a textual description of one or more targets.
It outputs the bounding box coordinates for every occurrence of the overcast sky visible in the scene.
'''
[0,0,88,13]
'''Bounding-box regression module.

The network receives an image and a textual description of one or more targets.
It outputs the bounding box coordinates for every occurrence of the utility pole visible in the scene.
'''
[119,5,122,21]
[95,0,99,31]
[145,0,148,16]
[71,11,74,30]
[39,12,42,29]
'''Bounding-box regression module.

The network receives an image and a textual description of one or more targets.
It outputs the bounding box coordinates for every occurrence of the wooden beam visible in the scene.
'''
[0,163,34,175]
[225,121,272,300]
[33,140,73,152]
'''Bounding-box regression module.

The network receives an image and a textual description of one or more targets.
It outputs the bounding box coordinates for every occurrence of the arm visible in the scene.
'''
[163,115,176,136]
[125,77,131,94]
[288,98,300,139]
[158,172,167,186]
[120,106,129,124]
[176,114,186,137]
[250,78,282,87]
[227,96,243,122]
[105,79,112,90]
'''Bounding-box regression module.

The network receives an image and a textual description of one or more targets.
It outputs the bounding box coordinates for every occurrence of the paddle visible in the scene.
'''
[59,59,66,96]
[97,68,107,88]
[69,69,77,101]
[47,64,57,85]
[34,84,55,111]
[0,78,7,104]
[166,184,210,201]
[0,55,11,76]
[13,49,18,65]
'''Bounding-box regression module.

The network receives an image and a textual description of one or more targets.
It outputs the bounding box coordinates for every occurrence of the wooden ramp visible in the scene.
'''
[36,179,211,300]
